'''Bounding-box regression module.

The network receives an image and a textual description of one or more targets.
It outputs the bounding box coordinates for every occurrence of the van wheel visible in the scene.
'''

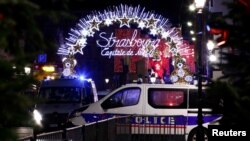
[187,127,208,141]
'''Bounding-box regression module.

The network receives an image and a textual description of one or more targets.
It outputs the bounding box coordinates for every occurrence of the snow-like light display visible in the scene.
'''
[57,4,183,56]
[58,4,193,84]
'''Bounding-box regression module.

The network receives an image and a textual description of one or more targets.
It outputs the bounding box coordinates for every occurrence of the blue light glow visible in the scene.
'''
[79,75,85,81]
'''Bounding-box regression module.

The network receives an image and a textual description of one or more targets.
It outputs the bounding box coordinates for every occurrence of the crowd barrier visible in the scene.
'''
[18,115,186,141]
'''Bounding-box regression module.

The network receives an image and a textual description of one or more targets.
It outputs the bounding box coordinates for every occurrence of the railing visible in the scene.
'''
[18,115,186,141]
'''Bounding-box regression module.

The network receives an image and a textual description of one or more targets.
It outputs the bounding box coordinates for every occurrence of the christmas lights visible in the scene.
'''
[57,4,182,56]
[57,4,193,83]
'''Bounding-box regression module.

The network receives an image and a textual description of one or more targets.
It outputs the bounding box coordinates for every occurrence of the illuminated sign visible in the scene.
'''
[96,30,161,58]
[57,5,182,57]
[56,4,194,83]
[38,54,47,63]
[42,65,55,72]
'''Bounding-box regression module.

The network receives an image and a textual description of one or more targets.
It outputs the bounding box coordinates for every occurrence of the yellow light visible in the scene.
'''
[42,65,55,72]
[190,30,195,35]
[187,21,193,27]
[189,4,196,11]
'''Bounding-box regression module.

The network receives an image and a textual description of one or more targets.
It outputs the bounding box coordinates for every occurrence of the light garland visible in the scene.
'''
[57,4,183,56]
[58,4,193,83]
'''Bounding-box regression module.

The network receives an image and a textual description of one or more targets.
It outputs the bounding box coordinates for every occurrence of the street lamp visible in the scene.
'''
[194,0,206,141]
[105,78,110,90]
[194,0,206,9]
[105,78,109,84]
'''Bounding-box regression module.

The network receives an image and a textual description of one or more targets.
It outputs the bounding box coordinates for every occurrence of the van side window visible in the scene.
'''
[148,88,187,108]
[101,87,141,109]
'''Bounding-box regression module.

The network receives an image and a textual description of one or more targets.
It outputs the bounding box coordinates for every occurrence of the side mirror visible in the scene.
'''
[101,100,111,109]
[101,98,122,109]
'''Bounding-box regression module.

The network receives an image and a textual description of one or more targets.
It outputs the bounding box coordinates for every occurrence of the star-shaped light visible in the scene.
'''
[74,45,83,54]
[80,28,89,37]
[88,29,95,37]
[73,38,87,54]
[118,15,131,28]
[138,20,147,29]
[149,28,158,36]
[147,15,158,28]
[161,30,170,39]
[78,38,87,47]
[89,17,101,31]
[104,18,113,26]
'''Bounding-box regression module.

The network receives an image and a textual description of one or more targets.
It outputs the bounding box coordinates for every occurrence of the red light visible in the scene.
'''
[168,103,173,106]
[35,65,39,69]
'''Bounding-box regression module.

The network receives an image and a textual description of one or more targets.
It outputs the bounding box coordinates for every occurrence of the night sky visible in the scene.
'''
[68,0,191,26]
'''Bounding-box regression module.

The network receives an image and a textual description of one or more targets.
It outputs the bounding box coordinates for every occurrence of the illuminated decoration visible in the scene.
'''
[118,14,132,28]
[170,41,193,83]
[96,30,161,58]
[57,4,194,83]
[62,55,77,78]
[150,49,163,79]
[57,4,182,57]
[104,18,113,26]
[42,65,55,72]
[209,28,228,47]
[138,20,147,29]
[147,15,159,28]
[24,66,31,75]
[89,17,101,31]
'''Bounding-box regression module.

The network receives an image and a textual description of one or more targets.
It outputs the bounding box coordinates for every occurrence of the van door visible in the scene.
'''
[143,87,188,128]
[100,86,142,116]
[144,87,188,116]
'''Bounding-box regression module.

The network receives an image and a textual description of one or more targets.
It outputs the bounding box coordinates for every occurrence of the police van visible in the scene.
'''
[33,77,98,130]
[68,83,221,141]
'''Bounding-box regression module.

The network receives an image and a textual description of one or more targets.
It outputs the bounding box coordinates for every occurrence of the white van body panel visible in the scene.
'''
[143,84,190,116]
[69,83,221,140]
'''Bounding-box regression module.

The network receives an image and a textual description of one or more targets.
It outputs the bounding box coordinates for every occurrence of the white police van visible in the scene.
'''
[33,78,98,130]
[68,83,221,141]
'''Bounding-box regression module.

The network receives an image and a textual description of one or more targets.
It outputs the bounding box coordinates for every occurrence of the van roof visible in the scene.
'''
[40,78,87,87]
[122,83,199,89]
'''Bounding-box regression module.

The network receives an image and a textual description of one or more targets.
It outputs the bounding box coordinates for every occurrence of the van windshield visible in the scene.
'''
[39,87,81,103]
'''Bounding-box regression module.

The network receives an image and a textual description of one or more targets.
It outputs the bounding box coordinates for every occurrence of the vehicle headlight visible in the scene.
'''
[33,109,42,125]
